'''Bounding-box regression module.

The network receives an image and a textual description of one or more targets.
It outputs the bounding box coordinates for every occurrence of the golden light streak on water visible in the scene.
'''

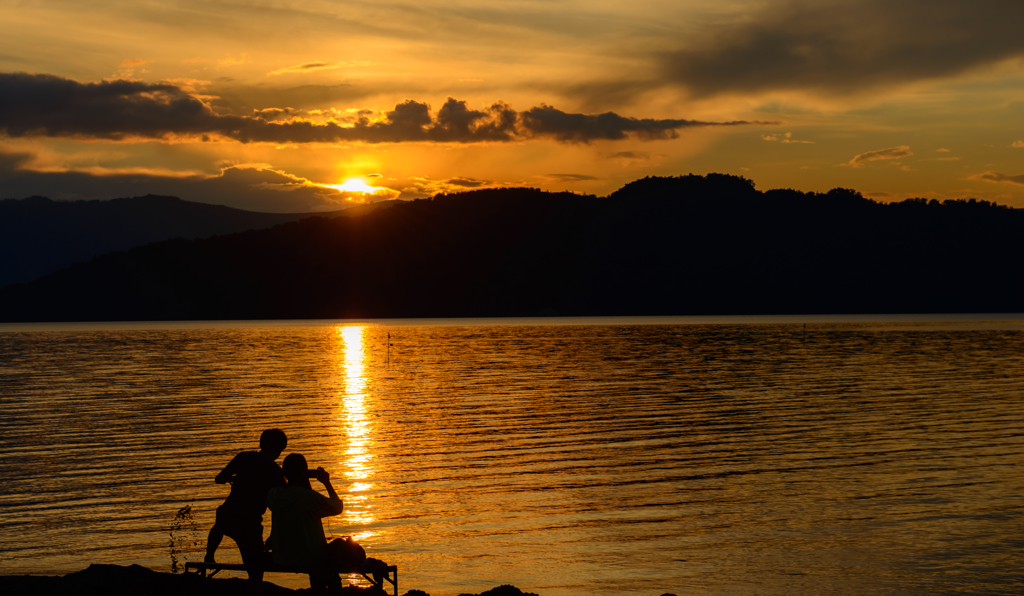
[336,325,376,531]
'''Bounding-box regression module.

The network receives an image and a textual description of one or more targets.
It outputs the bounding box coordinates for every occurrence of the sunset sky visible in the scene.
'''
[2,0,1024,211]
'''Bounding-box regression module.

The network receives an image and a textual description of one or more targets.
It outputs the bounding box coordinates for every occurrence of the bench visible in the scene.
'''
[184,561,398,596]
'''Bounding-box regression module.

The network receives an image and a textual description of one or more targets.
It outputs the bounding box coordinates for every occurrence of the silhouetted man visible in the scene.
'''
[206,429,287,591]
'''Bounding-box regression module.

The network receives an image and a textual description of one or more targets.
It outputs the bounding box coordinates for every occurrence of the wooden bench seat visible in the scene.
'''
[184,561,398,596]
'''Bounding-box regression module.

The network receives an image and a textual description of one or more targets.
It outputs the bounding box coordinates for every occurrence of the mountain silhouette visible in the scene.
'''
[0,195,386,288]
[1,174,1022,321]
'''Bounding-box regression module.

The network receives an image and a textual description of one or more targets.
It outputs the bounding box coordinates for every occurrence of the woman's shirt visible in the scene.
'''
[267,485,343,566]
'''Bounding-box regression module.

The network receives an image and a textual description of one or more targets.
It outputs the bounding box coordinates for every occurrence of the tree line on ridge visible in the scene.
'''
[1,173,1021,321]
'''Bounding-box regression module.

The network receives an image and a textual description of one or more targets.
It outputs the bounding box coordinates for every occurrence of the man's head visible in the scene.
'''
[259,429,287,459]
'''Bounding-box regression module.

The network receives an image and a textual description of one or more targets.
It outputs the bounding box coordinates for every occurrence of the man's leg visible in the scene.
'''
[307,572,325,596]
[326,571,342,596]
[235,525,267,596]
[205,525,224,563]
[307,570,340,596]
[206,506,227,563]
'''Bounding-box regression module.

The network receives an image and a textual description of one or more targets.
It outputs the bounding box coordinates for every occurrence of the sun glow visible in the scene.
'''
[333,178,379,194]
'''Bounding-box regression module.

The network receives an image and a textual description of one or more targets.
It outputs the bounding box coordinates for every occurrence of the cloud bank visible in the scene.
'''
[0,149,357,212]
[0,73,770,145]
[662,0,1024,97]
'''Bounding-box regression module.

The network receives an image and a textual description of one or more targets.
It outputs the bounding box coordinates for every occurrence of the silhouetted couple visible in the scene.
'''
[206,429,346,595]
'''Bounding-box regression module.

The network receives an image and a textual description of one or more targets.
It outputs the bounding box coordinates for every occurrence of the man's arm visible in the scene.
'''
[215,453,243,484]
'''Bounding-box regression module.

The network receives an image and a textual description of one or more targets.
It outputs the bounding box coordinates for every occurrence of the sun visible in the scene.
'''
[333,178,379,194]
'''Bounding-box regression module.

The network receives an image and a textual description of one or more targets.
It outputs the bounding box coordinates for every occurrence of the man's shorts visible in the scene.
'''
[215,504,265,566]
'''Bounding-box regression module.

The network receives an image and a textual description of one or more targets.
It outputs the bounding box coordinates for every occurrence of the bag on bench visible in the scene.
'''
[327,536,366,571]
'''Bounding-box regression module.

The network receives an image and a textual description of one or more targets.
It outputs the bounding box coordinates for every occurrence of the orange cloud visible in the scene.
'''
[218,53,249,67]
[392,176,516,199]
[846,145,912,167]
[268,61,374,75]
[762,132,814,144]
[119,59,152,68]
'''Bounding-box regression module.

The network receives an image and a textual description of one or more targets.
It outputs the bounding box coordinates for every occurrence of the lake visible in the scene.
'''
[1,315,1022,596]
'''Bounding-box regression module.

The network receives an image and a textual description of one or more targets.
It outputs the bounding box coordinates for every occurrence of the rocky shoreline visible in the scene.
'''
[0,564,549,596]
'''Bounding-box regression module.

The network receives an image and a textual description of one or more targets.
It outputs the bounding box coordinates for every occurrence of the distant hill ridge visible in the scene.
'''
[2,174,1022,321]
[0,194,358,288]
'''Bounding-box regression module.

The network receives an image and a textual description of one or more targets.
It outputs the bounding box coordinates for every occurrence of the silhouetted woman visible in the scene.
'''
[267,453,344,595]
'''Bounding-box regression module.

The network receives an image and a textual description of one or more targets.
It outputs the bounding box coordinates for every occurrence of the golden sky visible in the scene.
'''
[2,0,1023,210]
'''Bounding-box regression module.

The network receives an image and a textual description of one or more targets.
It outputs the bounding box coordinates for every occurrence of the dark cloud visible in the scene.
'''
[971,171,1024,186]
[253,107,307,121]
[0,150,352,212]
[268,62,342,75]
[0,150,33,179]
[661,0,1024,97]
[518,104,762,143]
[603,151,656,165]
[0,73,768,146]
[538,174,599,183]
[430,99,518,142]
[0,73,215,139]
[445,177,491,188]
[553,79,663,112]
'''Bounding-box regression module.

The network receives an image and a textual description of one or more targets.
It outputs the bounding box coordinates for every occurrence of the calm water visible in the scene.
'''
[1,316,1022,596]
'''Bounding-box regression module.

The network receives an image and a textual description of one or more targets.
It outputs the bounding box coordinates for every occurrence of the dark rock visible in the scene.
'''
[460,585,539,596]
[0,564,291,596]
[0,565,538,596]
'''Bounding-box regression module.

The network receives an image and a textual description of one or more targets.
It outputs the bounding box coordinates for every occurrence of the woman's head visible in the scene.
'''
[282,453,312,489]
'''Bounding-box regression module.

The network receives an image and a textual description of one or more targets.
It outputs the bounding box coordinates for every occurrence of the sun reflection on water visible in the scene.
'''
[336,326,376,533]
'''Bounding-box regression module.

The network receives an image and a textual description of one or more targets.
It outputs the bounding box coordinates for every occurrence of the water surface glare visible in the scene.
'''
[1,317,1022,596]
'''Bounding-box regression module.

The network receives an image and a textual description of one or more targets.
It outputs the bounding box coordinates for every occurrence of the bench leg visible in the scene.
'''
[357,569,396,596]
